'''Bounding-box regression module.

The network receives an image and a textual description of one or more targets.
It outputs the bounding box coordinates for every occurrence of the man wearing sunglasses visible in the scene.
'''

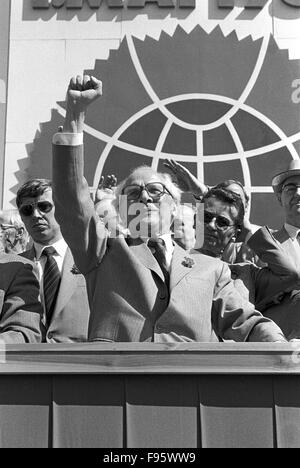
[198,187,300,312]
[51,74,287,343]
[246,160,300,340]
[16,179,90,343]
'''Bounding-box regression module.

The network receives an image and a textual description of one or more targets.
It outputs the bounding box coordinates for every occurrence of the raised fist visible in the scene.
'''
[67,75,102,112]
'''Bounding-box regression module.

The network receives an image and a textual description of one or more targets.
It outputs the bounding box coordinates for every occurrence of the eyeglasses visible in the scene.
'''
[19,201,53,217]
[122,182,173,202]
[282,184,300,195]
[204,211,236,231]
[0,224,16,231]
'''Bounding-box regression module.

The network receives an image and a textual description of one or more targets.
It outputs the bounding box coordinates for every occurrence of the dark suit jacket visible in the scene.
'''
[0,253,42,343]
[228,226,300,311]
[52,143,286,343]
[252,226,300,340]
[20,246,90,343]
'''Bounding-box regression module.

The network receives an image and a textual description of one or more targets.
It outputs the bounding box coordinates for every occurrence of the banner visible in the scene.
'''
[4,0,300,228]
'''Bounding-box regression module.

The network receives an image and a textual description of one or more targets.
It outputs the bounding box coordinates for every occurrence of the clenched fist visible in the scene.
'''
[64,75,102,133]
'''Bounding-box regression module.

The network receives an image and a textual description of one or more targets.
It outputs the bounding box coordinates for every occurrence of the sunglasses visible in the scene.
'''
[19,201,53,217]
[282,184,300,195]
[204,211,236,231]
[122,182,172,202]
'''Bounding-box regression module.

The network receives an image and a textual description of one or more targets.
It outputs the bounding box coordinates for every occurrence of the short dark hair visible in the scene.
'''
[16,179,52,208]
[215,179,250,208]
[203,187,245,227]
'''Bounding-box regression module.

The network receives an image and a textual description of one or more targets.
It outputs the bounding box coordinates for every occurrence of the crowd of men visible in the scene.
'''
[0,74,300,344]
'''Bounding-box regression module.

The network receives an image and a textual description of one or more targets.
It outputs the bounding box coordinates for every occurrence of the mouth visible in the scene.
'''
[32,223,48,229]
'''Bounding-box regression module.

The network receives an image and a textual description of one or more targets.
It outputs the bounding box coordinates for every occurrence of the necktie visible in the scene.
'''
[42,246,61,324]
[148,238,170,287]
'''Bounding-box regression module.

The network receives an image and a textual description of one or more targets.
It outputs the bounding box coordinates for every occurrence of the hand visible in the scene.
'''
[95,174,118,203]
[64,75,102,133]
[164,159,207,197]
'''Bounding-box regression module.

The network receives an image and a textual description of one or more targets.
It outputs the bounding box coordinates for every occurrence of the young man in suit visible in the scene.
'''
[17,179,90,343]
[51,74,287,343]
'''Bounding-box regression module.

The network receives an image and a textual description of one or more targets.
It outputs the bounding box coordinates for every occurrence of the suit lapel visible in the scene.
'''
[52,248,77,320]
[128,238,165,283]
[274,226,300,268]
[170,244,195,291]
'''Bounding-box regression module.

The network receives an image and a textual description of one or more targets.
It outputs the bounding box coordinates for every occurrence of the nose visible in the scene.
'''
[32,206,43,218]
[139,188,152,205]
[207,217,217,230]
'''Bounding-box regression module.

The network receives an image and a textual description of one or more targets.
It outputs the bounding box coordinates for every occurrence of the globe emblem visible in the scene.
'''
[31,26,300,227]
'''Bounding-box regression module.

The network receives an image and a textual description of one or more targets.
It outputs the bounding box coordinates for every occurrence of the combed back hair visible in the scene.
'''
[0,209,29,251]
[16,179,52,208]
[215,179,250,209]
[0,209,25,229]
[203,187,245,227]
[114,166,182,212]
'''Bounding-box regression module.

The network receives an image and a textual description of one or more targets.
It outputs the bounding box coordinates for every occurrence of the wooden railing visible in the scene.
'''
[1,343,300,448]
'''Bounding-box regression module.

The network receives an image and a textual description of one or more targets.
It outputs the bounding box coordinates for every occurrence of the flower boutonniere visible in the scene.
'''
[182,257,195,268]
[70,264,81,275]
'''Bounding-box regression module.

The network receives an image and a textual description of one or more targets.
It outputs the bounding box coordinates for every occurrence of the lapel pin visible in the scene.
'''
[182,257,195,268]
[70,264,81,275]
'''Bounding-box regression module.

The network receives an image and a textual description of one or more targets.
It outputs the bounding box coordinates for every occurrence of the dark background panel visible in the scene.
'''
[126,375,199,448]
[53,375,125,448]
[274,376,300,448]
[163,124,197,156]
[0,375,51,448]
[250,193,284,228]
[204,159,244,186]
[199,375,275,448]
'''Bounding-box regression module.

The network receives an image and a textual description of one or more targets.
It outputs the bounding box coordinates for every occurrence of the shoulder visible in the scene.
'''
[189,249,227,273]
[19,248,35,260]
[0,252,37,280]
[0,252,34,266]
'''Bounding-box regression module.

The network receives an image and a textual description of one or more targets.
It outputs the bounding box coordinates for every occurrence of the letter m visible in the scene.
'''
[32,0,124,8]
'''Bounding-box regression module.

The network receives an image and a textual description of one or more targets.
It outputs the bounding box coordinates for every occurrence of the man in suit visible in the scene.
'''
[0,253,42,343]
[16,179,90,343]
[254,160,300,339]
[51,74,287,343]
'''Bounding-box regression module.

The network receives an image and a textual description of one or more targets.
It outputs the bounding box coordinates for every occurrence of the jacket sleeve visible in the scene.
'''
[247,226,300,310]
[0,262,43,344]
[52,143,108,274]
[211,262,286,342]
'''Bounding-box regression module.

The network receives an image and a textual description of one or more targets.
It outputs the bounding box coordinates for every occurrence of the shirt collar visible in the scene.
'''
[34,238,68,260]
[284,223,300,241]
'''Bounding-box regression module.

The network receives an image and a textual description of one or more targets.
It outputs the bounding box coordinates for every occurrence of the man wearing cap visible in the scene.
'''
[258,160,300,339]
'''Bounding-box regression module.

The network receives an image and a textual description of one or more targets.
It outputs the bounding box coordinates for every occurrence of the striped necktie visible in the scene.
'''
[148,238,170,287]
[42,246,61,324]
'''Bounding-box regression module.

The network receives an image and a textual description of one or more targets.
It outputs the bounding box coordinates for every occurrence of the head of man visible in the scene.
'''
[276,175,300,228]
[0,209,28,254]
[201,188,245,258]
[115,166,181,239]
[16,179,62,246]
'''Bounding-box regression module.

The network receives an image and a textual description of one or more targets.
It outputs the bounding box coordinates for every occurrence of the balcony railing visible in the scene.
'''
[0,343,300,448]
